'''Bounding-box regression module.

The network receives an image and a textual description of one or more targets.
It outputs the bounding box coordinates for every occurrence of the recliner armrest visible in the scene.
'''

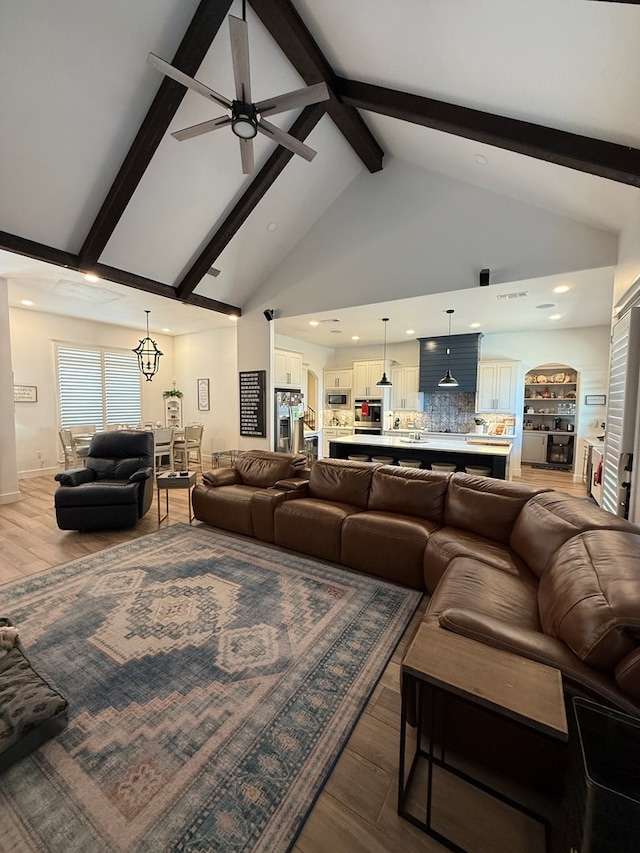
[202,469,240,487]
[54,468,95,486]
[129,466,153,483]
[273,478,309,494]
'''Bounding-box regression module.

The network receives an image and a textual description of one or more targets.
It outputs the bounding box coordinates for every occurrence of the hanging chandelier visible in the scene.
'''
[376,317,393,386]
[438,309,459,388]
[133,310,163,381]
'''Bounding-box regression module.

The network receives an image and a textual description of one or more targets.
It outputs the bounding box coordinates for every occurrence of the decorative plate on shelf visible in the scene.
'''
[551,373,565,383]
[536,374,547,384]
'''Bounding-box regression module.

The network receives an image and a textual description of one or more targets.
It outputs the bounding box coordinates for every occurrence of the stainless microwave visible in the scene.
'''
[326,391,351,409]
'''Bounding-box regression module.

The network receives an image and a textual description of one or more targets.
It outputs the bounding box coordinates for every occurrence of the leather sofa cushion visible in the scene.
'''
[615,648,640,703]
[308,460,377,509]
[275,498,362,563]
[341,511,435,590]
[192,483,260,536]
[510,491,639,578]
[424,528,532,592]
[427,557,540,628]
[368,466,449,523]
[444,474,544,544]
[234,450,305,488]
[438,607,640,717]
[54,480,140,507]
[539,530,640,671]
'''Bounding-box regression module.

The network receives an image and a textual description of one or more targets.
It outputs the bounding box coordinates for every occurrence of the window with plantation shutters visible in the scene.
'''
[56,345,142,429]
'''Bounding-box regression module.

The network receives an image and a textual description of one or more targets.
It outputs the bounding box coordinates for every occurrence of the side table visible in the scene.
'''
[157,471,197,524]
[399,623,568,852]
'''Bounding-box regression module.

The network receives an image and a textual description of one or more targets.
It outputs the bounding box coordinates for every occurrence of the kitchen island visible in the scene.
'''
[328,434,513,479]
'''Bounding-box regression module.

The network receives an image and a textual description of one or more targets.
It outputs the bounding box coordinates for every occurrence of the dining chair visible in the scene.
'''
[59,428,90,469]
[153,427,175,473]
[174,424,204,472]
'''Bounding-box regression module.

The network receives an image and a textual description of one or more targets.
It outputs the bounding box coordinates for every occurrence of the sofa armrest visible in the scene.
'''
[250,488,305,543]
[273,478,309,494]
[129,466,153,483]
[54,468,95,486]
[202,469,240,487]
[438,607,640,715]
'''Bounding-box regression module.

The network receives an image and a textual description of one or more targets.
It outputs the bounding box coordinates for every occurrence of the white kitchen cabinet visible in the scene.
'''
[353,360,384,398]
[390,366,423,411]
[521,431,548,463]
[477,361,518,413]
[274,348,303,388]
[324,369,353,389]
[322,427,353,458]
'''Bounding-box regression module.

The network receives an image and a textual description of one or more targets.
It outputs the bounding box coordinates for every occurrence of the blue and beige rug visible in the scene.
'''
[0,525,420,851]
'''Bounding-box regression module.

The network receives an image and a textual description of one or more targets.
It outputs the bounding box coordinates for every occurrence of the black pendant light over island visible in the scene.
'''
[376,317,392,386]
[438,309,459,388]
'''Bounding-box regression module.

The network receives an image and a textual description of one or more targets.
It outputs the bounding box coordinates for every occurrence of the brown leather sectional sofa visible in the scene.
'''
[192,452,640,715]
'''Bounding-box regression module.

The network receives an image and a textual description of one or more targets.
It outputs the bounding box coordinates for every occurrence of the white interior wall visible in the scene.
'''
[247,159,619,318]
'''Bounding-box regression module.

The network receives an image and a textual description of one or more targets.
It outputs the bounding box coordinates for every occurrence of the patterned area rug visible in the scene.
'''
[0,525,421,851]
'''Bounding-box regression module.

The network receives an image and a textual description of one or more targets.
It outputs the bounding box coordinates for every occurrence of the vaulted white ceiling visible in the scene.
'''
[1,0,639,344]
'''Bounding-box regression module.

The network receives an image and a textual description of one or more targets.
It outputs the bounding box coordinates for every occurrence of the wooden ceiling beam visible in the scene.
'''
[0,231,241,316]
[335,77,640,188]
[248,0,384,173]
[175,103,325,300]
[78,0,234,270]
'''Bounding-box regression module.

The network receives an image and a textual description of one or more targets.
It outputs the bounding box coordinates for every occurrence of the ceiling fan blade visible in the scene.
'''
[257,119,318,162]
[171,115,231,141]
[239,138,254,175]
[255,82,330,118]
[228,15,251,103]
[147,53,232,109]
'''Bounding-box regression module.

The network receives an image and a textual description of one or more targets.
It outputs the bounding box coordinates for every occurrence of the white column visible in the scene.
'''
[237,308,272,451]
[0,277,20,504]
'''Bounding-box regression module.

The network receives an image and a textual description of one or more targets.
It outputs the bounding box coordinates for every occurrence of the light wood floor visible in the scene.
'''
[0,466,579,852]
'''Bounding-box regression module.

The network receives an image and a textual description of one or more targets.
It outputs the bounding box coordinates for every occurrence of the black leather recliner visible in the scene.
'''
[54,430,154,531]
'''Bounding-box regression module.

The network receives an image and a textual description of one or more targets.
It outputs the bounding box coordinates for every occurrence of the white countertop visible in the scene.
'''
[329,434,512,457]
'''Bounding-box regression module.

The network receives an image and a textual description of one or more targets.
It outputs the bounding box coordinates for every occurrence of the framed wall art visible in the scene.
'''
[14,385,38,402]
[585,394,606,406]
[197,378,210,411]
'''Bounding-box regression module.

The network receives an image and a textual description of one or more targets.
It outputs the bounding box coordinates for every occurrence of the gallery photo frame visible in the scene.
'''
[197,378,210,411]
[585,394,606,406]
[14,385,37,402]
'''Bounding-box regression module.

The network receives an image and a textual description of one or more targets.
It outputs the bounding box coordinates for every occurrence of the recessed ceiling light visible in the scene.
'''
[549,314,562,321]
[474,154,488,166]
[21,299,34,306]
[470,322,481,329]
[536,303,556,309]
[267,222,278,232]
[309,320,319,327]
[229,314,238,321]
[84,273,99,282]
[162,327,171,332]
[553,285,570,293]
[351,335,360,341]
[406,329,415,335]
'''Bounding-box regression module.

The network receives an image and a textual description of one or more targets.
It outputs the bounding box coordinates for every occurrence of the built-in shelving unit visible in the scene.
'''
[522,366,578,469]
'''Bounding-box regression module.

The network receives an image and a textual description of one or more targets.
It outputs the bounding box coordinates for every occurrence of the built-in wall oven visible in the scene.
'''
[354,399,383,433]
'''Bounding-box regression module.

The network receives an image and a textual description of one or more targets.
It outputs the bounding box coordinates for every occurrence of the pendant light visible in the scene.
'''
[133,310,163,381]
[376,317,392,386]
[438,309,459,388]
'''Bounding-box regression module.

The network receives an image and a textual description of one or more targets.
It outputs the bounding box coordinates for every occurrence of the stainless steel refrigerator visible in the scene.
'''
[274,389,305,453]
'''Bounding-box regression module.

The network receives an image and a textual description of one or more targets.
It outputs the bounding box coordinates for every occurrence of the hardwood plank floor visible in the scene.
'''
[0,468,576,852]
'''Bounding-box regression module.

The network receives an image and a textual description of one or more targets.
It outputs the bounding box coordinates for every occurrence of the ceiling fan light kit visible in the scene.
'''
[148,13,330,174]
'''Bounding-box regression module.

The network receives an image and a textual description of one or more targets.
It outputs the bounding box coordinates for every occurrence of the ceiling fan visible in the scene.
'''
[148,12,330,175]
